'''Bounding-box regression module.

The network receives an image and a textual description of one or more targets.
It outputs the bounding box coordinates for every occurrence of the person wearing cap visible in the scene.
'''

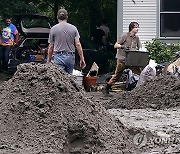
[102,21,141,95]
[47,8,86,74]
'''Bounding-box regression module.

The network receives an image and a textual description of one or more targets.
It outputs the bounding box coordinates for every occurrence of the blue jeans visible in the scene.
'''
[53,52,75,74]
[0,45,12,69]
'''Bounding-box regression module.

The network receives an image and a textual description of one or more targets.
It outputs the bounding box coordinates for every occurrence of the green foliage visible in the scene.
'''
[0,0,117,40]
[145,38,178,64]
[168,42,180,53]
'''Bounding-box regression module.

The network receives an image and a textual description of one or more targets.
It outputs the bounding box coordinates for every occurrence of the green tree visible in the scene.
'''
[0,0,117,40]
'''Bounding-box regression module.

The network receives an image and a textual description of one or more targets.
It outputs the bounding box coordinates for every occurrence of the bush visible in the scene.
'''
[145,38,179,64]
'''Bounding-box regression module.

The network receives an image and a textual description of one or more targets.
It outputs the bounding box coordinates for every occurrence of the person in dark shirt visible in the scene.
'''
[91,22,105,50]
[100,18,110,47]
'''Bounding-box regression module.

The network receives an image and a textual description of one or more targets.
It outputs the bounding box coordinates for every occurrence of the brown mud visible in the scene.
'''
[0,63,180,154]
[103,75,180,110]
[87,74,180,154]
[0,63,138,154]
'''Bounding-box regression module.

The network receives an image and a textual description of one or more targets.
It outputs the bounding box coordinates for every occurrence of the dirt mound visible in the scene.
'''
[105,75,180,110]
[0,63,137,154]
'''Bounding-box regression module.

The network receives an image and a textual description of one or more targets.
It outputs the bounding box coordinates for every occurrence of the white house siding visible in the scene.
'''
[118,0,157,46]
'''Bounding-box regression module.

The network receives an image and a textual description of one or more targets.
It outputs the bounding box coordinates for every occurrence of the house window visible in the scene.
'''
[160,0,180,38]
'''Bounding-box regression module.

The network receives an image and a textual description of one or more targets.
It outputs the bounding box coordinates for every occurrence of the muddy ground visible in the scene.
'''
[0,63,180,154]
[86,75,180,154]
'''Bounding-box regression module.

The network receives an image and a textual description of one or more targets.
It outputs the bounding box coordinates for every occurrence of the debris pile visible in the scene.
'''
[0,63,137,154]
[106,75,180,110]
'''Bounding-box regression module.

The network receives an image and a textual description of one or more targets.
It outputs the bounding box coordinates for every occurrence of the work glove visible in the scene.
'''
[121,45,129,50]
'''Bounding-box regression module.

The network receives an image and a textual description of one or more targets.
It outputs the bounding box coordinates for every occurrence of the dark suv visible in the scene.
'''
[1,14,115,74]
[2,14,52,71]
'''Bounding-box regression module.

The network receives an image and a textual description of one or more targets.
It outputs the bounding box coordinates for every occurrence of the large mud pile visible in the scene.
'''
[106,75,180,110]
[0,63,138,154]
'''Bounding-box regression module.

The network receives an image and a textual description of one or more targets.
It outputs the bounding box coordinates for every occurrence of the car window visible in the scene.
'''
[22,17,50,29]
[22,39,47,47]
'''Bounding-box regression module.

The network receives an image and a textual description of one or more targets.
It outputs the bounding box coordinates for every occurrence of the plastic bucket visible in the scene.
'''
[83,76,97,90]
[74,75,83,85]
[125,51,149,67]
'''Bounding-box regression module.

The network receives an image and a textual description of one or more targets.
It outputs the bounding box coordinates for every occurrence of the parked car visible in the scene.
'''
[1,14,52,71]
[1,14,115,74]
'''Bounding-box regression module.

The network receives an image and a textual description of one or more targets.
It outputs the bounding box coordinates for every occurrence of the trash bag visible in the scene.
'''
[136,59,157,87]
[124,69,139,91]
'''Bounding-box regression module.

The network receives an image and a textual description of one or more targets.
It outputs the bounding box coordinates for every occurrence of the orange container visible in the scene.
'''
[35,55,43,61]
[83,76,97,90]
